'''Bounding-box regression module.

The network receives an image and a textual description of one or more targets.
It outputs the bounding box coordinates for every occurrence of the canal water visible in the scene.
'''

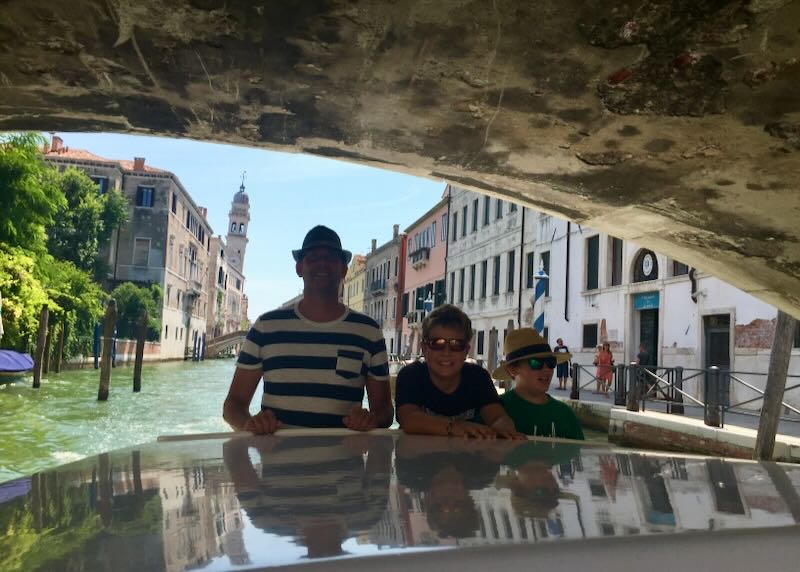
[0,359,237,483]
[0,359,609,483]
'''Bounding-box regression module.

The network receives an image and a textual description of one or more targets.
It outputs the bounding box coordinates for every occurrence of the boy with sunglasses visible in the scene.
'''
[493,329,584,440]
[396,304,524,439]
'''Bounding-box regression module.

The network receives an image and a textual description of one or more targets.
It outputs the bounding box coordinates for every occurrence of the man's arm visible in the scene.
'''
[223,366,265,431]
[365,376,394,428]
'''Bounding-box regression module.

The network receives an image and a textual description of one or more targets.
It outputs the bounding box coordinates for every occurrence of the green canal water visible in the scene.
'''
[0,359,237,483]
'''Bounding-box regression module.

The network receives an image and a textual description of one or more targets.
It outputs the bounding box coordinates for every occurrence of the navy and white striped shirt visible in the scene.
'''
[237,301,390,427]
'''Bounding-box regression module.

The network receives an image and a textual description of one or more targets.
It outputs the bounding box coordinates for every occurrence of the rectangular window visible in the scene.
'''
[133,237,150,267]
[472,199,479,231]
[469,264,476,300]
[90,176,109,195]
[526,251,535,288]
[449,271,455,303]
[477,331,485,354]
[586,235,599,290]
[492,255,501,295]
[496,199,503,219]
[431,221,436,247]
[402,292,409,316]
[509,202,517,212]
[507,250,516,292]
[673,260,689,276]
[451,212,458,242]
[461,205,468,237]
[171,192,177,214]
[135,186,155,207]
[483,196,491,226]
[459,268,465,302]
[441,214,447,241]
[583,323,598,349]
[541,251,550,296]
[395,256,398,277]
[611,237,623,286]
[434,279,446,306]
[481,260,488,298]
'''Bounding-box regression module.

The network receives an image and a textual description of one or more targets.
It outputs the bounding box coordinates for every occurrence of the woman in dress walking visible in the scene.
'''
[594,342,614,397]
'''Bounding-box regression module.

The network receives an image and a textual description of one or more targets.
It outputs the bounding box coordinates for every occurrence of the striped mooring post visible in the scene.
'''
[532,263,549,334]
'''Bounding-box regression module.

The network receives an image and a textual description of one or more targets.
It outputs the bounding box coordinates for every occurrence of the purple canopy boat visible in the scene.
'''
[0,349,33,380]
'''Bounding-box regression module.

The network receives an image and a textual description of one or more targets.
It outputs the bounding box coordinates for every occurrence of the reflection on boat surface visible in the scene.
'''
[1,431,799,571]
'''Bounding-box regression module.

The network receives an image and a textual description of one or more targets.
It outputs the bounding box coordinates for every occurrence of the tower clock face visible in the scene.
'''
[642,253,654,276]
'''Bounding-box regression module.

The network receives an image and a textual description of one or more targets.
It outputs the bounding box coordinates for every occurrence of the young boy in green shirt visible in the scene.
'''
[493,328,585,440]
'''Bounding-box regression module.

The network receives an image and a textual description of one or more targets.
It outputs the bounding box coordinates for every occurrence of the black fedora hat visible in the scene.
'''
[292,225,352,264]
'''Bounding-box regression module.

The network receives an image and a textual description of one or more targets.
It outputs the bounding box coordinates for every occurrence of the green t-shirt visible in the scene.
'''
[501,390,585,440]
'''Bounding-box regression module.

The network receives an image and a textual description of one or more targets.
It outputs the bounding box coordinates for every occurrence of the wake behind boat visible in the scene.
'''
[0,350,33,382]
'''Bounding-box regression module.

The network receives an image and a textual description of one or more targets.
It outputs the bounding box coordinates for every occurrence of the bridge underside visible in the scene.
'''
[2,1,799,317]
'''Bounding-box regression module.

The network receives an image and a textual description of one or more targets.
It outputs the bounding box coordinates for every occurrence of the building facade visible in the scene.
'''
[446,186,526,371]
[344,255,367,313]
[442,186,800,409]
[364,225,406,356]
[45,136,249,360]
[400,194,449,357]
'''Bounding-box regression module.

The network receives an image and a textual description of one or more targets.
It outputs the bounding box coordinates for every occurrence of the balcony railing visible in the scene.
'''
[407,310,424,324]
[370,279,387,294]
[410,247,430,269]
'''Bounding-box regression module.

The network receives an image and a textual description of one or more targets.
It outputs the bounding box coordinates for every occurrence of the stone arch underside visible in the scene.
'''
[1,0,799,318]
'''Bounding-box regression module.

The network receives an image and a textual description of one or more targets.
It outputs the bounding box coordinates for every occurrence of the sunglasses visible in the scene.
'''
[425,337,468,352]
[527,356,557,370]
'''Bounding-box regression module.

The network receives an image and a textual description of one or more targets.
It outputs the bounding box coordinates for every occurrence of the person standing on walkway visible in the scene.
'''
[594,342,614,398]
[223,225,394,433]
[554,337,570,390]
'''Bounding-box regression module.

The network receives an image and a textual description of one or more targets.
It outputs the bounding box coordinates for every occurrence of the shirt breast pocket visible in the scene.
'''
[335,349,364,380]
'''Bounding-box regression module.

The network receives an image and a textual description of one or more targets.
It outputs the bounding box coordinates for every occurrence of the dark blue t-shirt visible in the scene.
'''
[395,361,500,421]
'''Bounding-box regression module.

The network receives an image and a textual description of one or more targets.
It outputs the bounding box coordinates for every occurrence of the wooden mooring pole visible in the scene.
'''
[98,300,116,401]
[753,310,798,461]
[42,320,53,375]
[54,320,65,374]
[133,308,147,392]
[33,305,49,389]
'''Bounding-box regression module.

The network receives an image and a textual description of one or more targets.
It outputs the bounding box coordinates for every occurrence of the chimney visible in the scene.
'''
[371,239,377,253]
[51,135,63,152]
[198,206,207,218]
[133,157,146,171]
[393,224,399,239]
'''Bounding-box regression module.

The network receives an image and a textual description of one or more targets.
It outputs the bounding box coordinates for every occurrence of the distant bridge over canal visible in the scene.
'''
[206,330,248,357]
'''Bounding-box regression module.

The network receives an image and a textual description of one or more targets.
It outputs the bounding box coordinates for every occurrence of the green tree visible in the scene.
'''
[47,168,129,276]
[110,282,162,341]
[0,245,50,350]
[38,256,106,358]
[0,133,65,253]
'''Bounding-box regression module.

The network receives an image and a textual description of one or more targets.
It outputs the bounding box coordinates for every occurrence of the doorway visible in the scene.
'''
[704,314,731,406]
[639,309,659,366]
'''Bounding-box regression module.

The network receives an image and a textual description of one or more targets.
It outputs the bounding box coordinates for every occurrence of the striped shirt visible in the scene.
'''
[237,301,390,427]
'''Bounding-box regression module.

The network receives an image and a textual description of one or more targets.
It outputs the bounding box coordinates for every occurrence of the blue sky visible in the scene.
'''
[55,133,445,318]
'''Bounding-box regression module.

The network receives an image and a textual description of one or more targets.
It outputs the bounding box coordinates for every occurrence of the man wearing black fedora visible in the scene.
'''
[224,225,394,433]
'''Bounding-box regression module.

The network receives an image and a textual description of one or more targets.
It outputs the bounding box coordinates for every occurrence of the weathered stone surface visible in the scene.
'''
[0,0,799,317]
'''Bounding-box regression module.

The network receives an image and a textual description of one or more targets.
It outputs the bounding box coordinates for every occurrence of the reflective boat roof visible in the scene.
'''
[1,431,799,571]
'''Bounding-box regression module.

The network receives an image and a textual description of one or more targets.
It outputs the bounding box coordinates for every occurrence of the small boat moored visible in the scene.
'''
[0,349,34,382]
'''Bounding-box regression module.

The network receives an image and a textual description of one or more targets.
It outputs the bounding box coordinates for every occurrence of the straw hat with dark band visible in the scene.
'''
[491,328,571,380]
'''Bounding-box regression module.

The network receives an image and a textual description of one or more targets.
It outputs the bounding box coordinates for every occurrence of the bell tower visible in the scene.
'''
[226,172,250,273]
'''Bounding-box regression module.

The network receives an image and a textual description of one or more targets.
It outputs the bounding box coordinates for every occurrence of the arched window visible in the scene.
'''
[633,249,658,282]
[239,223,245,233]
[230,222,236,232]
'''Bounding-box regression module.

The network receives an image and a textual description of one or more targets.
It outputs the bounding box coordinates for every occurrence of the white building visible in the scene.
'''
[445,186,800,409]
